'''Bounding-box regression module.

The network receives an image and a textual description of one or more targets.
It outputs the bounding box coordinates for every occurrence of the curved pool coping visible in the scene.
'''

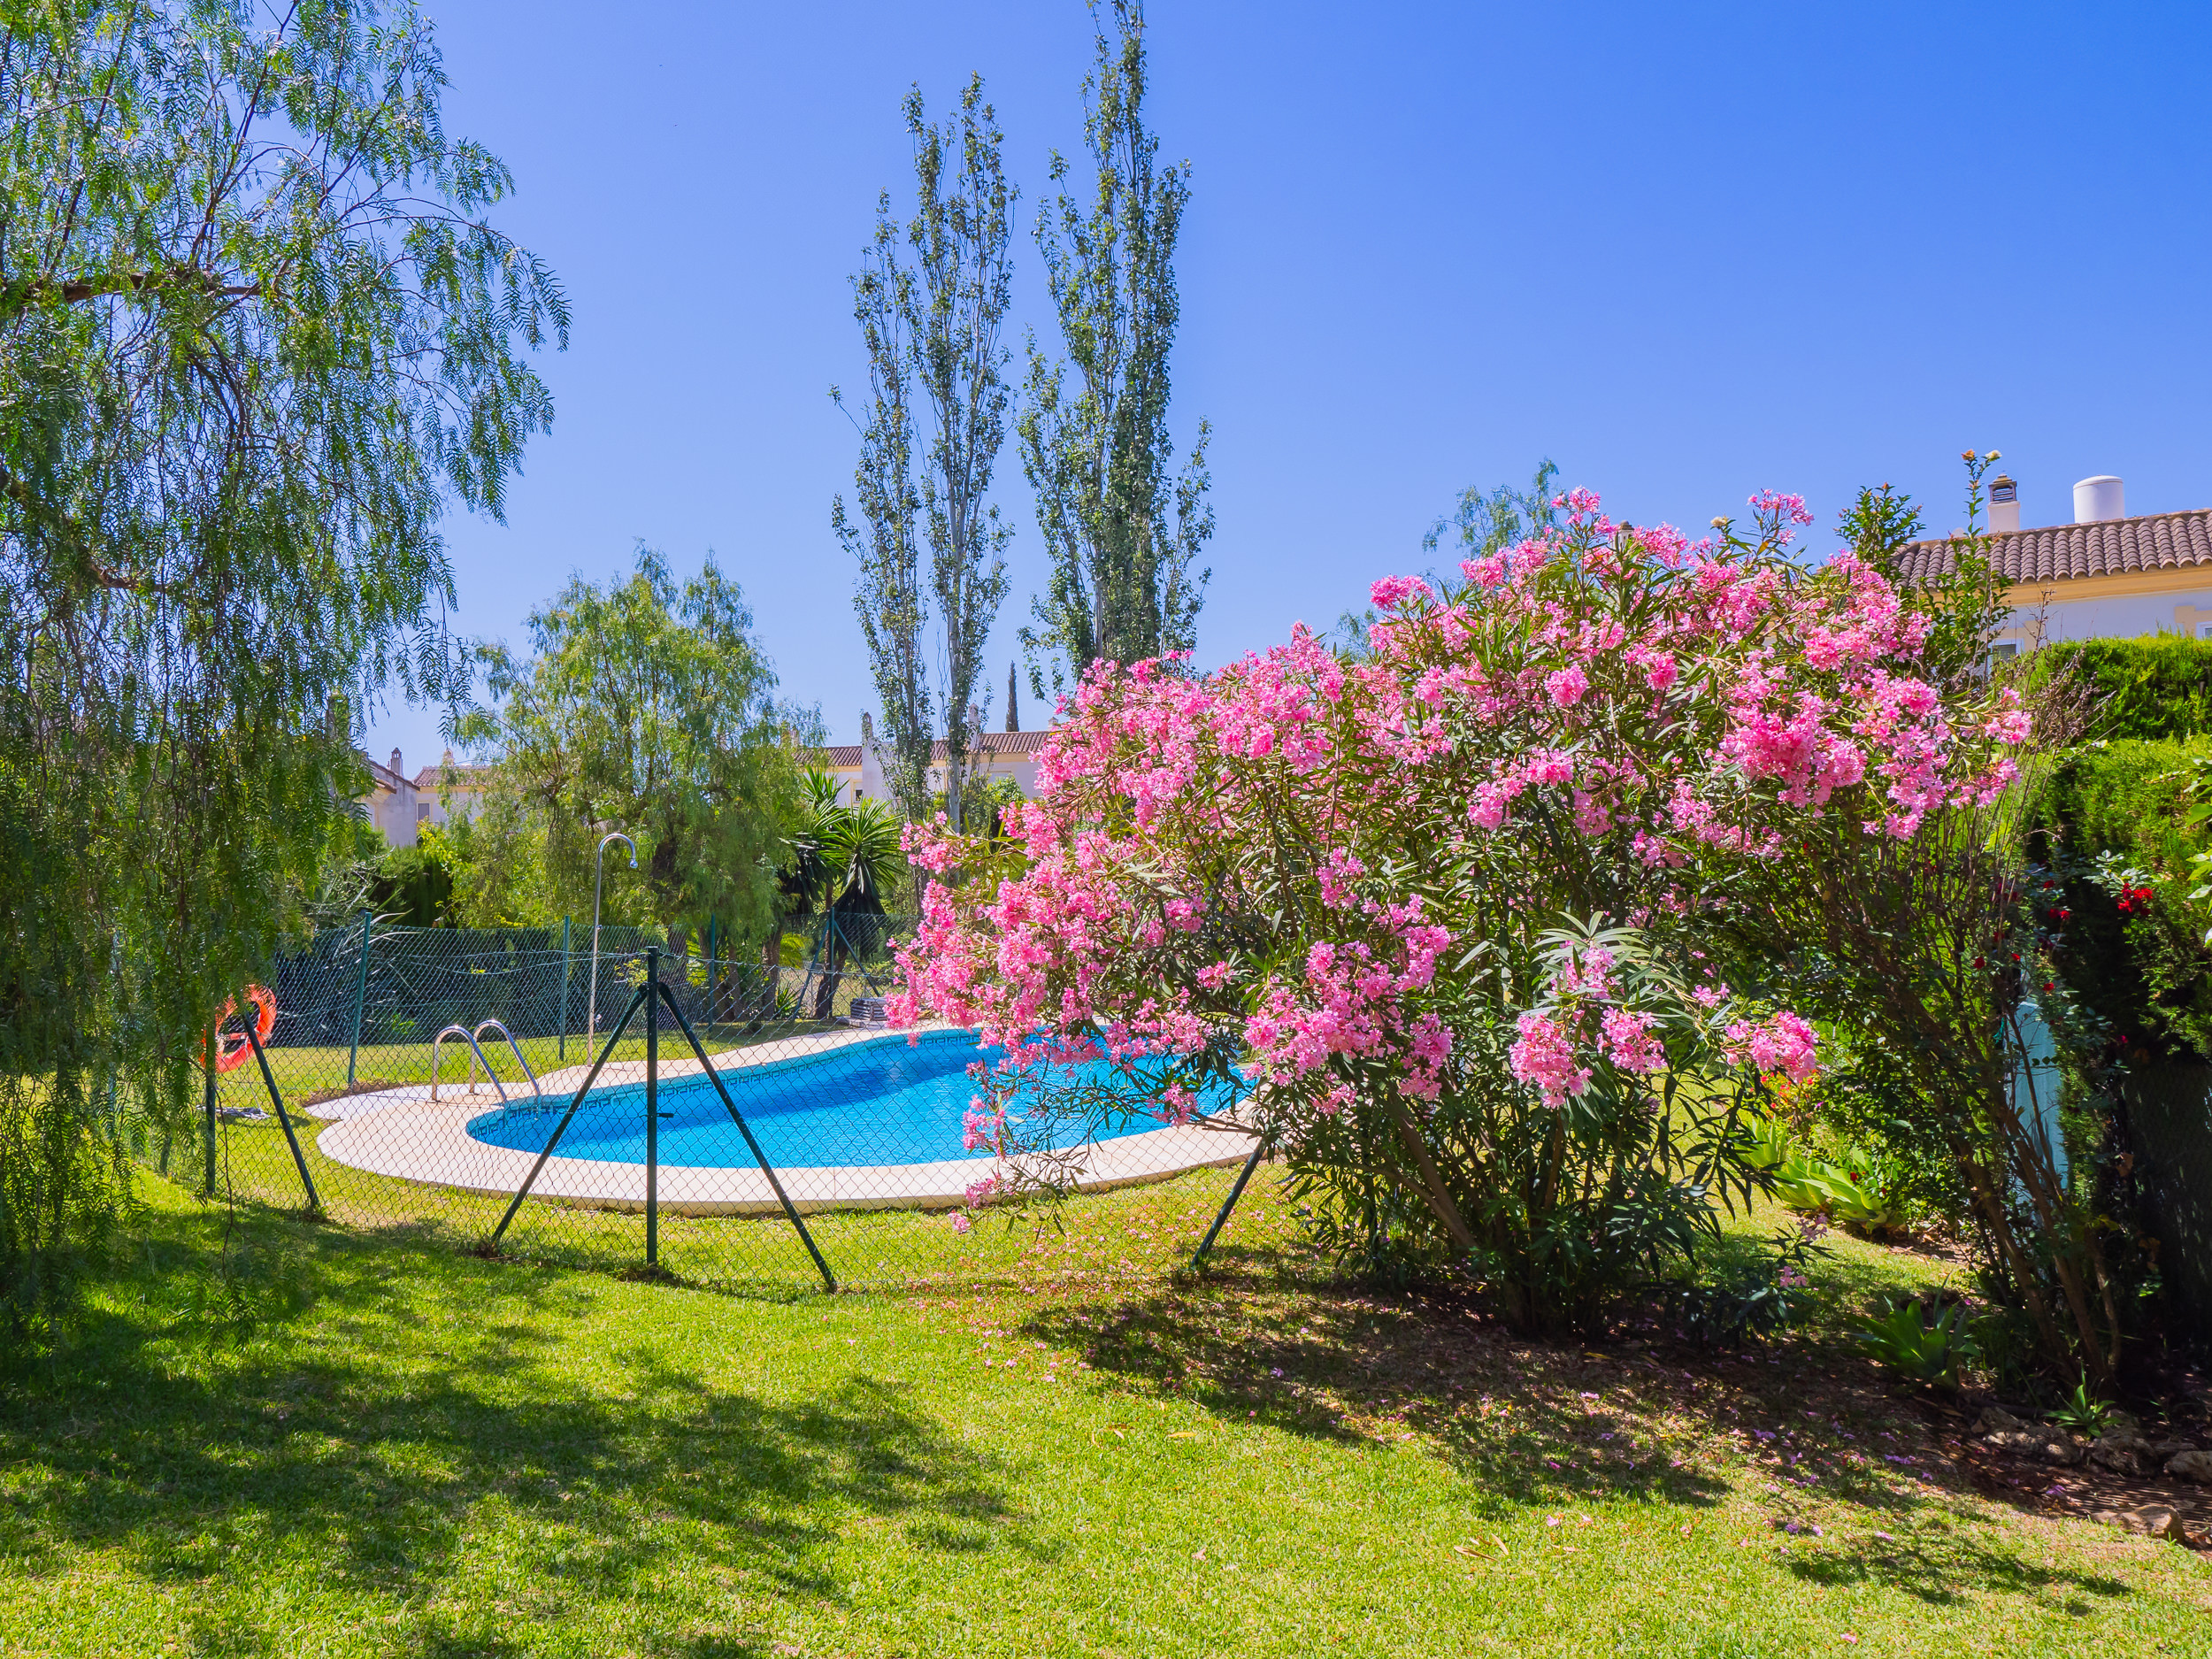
[308,1025,1255,1215]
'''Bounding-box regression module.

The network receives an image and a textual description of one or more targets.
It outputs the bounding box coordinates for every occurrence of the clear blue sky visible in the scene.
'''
[366,0,2212,770]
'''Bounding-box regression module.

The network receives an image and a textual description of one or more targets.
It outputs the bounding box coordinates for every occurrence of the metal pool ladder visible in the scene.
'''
[430,1018,545,1105]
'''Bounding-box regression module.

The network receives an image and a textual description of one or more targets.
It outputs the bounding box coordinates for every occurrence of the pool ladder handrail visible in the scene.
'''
[429,1018,544,1105]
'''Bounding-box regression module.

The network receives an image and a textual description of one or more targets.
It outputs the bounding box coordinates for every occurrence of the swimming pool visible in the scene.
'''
[464,1028,1241,1171]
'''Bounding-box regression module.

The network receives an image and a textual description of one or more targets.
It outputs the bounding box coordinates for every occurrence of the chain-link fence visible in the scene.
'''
[137,918,1266,1295]
[2117,1067,2212,1331]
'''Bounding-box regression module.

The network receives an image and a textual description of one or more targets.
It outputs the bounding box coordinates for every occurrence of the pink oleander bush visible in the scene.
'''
[891,488,2029,1333]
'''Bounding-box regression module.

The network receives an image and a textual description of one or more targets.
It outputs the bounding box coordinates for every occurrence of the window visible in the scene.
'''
[1991,641,2020,661]
[416,803,432,821]
[2200,624,2212,641]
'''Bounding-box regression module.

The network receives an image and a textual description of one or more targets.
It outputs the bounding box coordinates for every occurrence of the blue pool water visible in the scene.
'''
[465,1029,1240,1170]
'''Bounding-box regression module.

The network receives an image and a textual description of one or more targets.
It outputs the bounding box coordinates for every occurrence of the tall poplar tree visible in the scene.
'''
[1018,0,1212,693]
[833,211,932,822]
[835,76,1015,831]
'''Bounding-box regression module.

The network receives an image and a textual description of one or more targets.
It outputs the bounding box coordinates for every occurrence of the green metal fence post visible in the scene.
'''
[346,909,373,1087]
[489,983,649,1246]
[1192,1139,1268,1271]
[245,1020,321,1215]
[203,1033,217,1197]
[645,945,660,1269]
[657,981,836,1293]
[558,915,572,1064]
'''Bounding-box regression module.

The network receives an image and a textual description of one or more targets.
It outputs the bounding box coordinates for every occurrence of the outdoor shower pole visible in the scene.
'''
[645,945,660,1269]
[346,909,373,1087]
[588,832,636,1051]
[558,915,572,1063]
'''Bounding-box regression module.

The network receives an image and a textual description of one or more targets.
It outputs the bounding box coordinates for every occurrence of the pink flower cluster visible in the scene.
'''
[889,480,2014,1144]
[1241,913,1457,1102]
[1724,1011,1821,1084]
[1507,944,1677,1110]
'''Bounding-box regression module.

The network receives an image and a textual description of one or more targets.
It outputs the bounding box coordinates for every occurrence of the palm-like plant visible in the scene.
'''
[782,771,910,1016]
[819,797,905,917]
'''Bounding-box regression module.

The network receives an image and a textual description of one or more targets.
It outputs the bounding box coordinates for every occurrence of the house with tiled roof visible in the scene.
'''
[1897,472,2212,657]
[360,748,492,847]
[818,716,1050,807]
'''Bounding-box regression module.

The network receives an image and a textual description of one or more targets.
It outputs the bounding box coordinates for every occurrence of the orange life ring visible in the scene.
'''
[211,985,278,1073]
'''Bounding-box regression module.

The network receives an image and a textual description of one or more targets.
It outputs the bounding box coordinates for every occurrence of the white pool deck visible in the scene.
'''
[307,1025,1255,1216]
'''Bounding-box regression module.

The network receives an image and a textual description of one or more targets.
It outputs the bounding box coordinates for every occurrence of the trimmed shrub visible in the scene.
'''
[2036,738,2212,1064]
[2036,638,2212,742]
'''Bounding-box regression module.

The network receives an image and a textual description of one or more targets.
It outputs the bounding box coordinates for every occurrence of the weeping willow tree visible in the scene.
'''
[0,0,564,1340]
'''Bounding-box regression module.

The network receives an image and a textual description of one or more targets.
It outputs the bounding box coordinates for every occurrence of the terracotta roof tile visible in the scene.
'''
[411,763,492,789]
[1899,509,2212,588]
[813,730,1050,769]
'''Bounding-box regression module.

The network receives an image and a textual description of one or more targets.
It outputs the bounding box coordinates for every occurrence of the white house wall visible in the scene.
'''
[2005,588,2212,647]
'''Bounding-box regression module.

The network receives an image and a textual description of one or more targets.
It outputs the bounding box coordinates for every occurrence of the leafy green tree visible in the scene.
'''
[465,549,811,955]
[1426,458,1561,575]
[0,0,561,1333]
[1337,461,1561,656]
[836,76,1016,830]
[1019,0,1212,693]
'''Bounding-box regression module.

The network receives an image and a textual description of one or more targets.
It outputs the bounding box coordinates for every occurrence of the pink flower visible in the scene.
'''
[1510,1010,1592,1108]
[1370,574,1431,611]
[1471,782,1514,830]
[1724,1011,1819,1083]
[1545,665,1589,709]
[1599,1007,1665,1073]
[950,1212,973,1235]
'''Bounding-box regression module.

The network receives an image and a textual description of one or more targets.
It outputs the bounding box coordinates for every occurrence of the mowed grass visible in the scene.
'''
[0,1180,2205,1659]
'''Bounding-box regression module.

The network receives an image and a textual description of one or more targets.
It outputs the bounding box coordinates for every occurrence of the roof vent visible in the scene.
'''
[2074,475,2124,524]
[1988,473,2019,534]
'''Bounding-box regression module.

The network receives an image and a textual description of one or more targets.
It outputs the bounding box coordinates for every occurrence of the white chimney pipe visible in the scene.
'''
[2073,475,2124,524]
[1988,473,2020,534]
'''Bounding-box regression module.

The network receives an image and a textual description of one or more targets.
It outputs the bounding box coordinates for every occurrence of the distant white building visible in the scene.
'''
[818,713,1048,807]
[1901,472,2212,656]
[361,748,490,848]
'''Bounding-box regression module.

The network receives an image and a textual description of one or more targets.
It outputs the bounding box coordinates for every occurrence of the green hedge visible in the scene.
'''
[2037,737,2212,1063]
[2037,637,2212,741]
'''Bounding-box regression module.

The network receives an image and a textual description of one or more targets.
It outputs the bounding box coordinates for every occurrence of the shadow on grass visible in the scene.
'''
[1021,1271,1732,1515]
[0,1210,1031,1658]
[1015,1259,2145,1612]
[1783,1527,2132,1609]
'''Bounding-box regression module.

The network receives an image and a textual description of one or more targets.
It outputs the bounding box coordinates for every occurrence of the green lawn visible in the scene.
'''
[1,1179,2204,1658]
